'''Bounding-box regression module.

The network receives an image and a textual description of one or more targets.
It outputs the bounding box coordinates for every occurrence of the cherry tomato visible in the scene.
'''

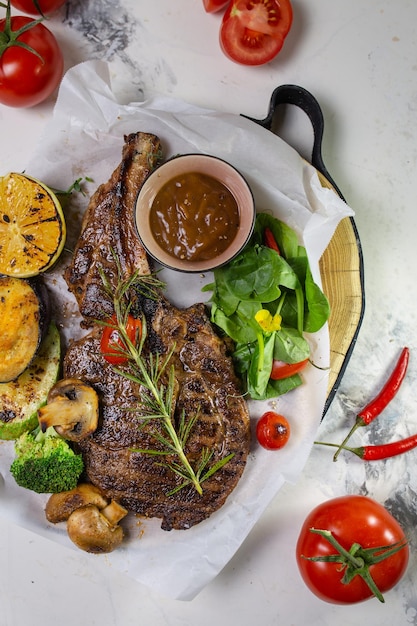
[270,358,308,380]
[0,15,64,107]
[296,495,409,604]
[220,0,293,66]
[10,0,67,16]
[100,315,142,365]
[203,0,230,12]
[256,411,290,450]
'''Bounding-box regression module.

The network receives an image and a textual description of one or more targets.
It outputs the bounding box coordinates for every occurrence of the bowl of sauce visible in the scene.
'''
[135,154,255,272]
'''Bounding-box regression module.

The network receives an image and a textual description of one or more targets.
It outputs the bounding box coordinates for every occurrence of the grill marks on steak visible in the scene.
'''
[64,298,250,530]
[64,132,161,325]
[63,132,251,531]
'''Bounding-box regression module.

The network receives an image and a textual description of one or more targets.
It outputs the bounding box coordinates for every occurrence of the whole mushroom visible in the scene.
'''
[67,500,128,554]
[45,483,128,554]
[45,483,109,524]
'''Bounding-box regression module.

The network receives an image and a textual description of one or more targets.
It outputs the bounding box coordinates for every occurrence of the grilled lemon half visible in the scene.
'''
[0,172,66,278]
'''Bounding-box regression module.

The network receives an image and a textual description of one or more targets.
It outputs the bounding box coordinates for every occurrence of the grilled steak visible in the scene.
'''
[63,132,251,531]
[64,132,161,325]
[64,297,250,530]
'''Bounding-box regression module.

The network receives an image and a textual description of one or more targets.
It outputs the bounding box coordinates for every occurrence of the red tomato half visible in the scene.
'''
[10,0,67,16]
[0,16,63,107]
[256,411,290,450]
[100,315,142,365]
[296,495,409,604]
[220,0,293,66]
[203,0,230,13]
[270,358,308,380]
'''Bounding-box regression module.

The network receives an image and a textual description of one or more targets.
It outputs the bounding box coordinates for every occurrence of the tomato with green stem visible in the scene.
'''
[100,314,142,365]
[220,0,293,66]
[10,0,67,16]
[296,495,409,604]
[256,411,290,450]
[0,5,63,107]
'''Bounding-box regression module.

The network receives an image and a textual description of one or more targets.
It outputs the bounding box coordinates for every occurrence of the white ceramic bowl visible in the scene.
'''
[135,153,255,273]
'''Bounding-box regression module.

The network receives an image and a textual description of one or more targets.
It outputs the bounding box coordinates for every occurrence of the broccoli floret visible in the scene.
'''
[10,426,84,494]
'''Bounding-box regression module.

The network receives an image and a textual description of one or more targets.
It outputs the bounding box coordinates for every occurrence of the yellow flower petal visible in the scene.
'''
[255,309,282,332]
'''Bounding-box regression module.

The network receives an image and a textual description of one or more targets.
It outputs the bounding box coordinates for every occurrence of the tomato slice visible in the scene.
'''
[100,314,142,365]
[263,226,280,253]
[203,0,230,12]
[270,358,308,380]
[220,0,293,65]
[256,411,290,450]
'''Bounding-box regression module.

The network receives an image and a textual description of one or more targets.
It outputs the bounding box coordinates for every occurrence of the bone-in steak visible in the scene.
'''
[64,132,161,325]
[63,132,251,531]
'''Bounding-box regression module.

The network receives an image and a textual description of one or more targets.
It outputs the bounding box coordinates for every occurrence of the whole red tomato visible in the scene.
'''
[296,495,409,604]
[100,314,142,365]
[0,15,64,107]
[220,0,293,66]
[10,0,67,16]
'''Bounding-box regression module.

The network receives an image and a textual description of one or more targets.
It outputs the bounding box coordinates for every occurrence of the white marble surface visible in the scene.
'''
[1,1,417,624]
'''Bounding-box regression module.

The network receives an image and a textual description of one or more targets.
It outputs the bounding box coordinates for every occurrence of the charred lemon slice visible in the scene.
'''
[0,172,66,278]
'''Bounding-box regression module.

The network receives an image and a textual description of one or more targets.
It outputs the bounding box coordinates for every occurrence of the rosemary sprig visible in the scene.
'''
[119,318,206,495]
[99,263,234,496]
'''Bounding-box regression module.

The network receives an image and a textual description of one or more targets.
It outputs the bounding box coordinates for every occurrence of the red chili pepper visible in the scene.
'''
[358,347,409,424]
[345,434,417,461]
[263,227,280,254]
[315,434,417,461]
[333,347,409,461]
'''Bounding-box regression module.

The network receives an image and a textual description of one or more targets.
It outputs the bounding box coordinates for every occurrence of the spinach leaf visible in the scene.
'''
[285,251,329,332]
[273,327,310,363]
[211,300,260,343]
[203,270,240,317]
[253,212,299,258]
[304,264,330,332]
[216,246,298,302]
[233,341,255,376]
[261,373,303,399]
[247,332,275,399]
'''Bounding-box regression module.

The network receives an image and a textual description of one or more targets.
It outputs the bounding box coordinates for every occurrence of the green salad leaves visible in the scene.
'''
[203,213,330,400]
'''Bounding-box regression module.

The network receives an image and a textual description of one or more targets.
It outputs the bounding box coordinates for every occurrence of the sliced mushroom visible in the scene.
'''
[67,501,128,554]
[38,378,99,442]
[45,483,109,524]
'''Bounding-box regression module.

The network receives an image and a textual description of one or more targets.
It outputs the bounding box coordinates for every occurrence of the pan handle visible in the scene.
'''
[242,84,345,201]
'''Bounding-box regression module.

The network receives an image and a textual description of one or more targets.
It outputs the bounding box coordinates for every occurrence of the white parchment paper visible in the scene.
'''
[0,61,354,600]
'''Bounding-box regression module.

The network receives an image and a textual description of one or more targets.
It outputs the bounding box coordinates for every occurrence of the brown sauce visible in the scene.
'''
[149,172,240,262]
